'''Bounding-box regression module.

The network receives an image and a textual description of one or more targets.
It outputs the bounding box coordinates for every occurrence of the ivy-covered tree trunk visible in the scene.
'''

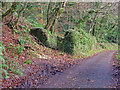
[2,2,19,18]
[2,2,19,29]
[44,2,65,33]
[14,3,28,28]
[91,12,98,36]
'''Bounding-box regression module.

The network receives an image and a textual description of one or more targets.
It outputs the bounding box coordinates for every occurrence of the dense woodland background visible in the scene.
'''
[0,2,119,88]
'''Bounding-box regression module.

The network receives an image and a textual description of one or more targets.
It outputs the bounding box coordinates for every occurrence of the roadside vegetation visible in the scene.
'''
[116,51,120,64]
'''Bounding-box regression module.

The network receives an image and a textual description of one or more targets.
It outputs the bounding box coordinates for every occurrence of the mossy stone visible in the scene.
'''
[30,28,48,46]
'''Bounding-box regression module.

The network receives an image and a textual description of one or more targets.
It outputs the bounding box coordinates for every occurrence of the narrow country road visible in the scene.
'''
[39,51,115,88]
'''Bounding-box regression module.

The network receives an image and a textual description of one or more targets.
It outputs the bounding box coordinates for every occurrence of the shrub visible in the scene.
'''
[62,28,98,56]
[63,29,75,55]
[57,36,64,51]
[46,31,57,49]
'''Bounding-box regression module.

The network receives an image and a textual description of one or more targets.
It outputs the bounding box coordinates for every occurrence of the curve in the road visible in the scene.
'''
[39,51,115,88]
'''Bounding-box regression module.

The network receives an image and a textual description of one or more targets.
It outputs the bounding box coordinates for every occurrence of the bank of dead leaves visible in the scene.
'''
[1,25,80,88]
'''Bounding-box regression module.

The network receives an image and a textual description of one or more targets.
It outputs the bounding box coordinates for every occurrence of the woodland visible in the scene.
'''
[0,2,119,88]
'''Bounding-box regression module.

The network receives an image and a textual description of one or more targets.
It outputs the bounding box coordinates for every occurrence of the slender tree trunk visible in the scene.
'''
[14,3,28,27]
[2,2,6,7]
[91,12,98,36]
[44,2,65,33]
[45,3,51,29]
[2,2,19,18]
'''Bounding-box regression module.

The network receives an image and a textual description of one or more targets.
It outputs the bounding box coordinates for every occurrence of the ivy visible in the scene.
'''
[0,42,9,79]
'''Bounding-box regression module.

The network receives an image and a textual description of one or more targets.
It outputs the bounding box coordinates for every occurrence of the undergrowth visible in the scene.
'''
[116,50,120,64]
[0,42,22,79]
[45,27,118,58]
[46,30,57,49]
[0,41,9,79]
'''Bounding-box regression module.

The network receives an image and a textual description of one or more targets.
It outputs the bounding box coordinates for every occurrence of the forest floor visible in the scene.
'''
[112,51,120,88]
[1,25,119,88]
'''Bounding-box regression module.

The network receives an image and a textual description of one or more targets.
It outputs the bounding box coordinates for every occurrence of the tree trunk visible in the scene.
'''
[89,11,98,36]
[44,2,65,33]
[2,2,19,18]
[14,3,28,27]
